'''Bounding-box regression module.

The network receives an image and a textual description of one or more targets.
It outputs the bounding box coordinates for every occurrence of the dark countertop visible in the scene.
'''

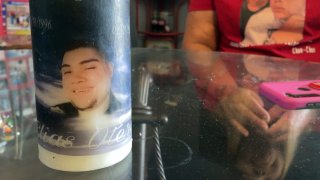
[1,48,320,179]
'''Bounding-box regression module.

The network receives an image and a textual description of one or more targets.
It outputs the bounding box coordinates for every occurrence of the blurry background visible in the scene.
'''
[130,0,188,48]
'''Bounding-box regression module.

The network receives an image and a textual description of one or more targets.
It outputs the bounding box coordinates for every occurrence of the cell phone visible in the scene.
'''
[259,80,320,109]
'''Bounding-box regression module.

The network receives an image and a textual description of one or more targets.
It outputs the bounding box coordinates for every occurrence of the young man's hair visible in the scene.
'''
[63,39,108,61]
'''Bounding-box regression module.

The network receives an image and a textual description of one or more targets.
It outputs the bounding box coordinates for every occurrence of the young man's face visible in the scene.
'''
[248,0,268,7]
[270,0,290,20]
[61,47,112,111]
[271,0,305,19]
[247,0,268,11]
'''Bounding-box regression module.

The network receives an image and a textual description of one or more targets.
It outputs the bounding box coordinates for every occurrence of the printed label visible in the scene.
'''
[30,0,131,156]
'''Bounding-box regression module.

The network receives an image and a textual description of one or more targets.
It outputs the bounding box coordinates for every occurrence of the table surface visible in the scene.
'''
[1,48,320,180]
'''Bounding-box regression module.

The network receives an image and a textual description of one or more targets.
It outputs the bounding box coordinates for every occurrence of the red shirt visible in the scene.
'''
[188,0,320,62]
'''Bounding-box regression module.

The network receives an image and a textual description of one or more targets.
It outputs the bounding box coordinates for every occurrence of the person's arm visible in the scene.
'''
[183,10,270,137]
[183,10,218,51]
[187,54,270,137]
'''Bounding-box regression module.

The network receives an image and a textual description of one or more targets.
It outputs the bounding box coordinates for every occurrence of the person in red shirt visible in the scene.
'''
[183,0,319,143]
[183,1,320,178]
[183,0,320,61]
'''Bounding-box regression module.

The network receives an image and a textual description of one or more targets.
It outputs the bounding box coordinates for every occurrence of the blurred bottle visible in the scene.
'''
[0,113,15,142]
[158,11,166,33]
[151,11,159,32]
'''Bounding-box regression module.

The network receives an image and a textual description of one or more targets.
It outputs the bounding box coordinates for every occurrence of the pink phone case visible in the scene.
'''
[259,80,320,109]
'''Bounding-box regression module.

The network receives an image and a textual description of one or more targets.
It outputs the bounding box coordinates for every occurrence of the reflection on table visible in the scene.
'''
[1,48,320,179]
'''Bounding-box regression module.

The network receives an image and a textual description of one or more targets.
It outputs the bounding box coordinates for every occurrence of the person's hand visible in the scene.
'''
[217,87,270,137]
[267,106,314,142]
[268,114,291,143]
[266,105,287,142]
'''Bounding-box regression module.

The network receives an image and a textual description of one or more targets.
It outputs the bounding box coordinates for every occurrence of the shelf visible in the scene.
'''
[15,107,35,117]
[0,74,6,80]
[0,35,32,50]
[138,31,184,37]
[0,110,11,114]
[7,80,34,91]
[135,0,187,48]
